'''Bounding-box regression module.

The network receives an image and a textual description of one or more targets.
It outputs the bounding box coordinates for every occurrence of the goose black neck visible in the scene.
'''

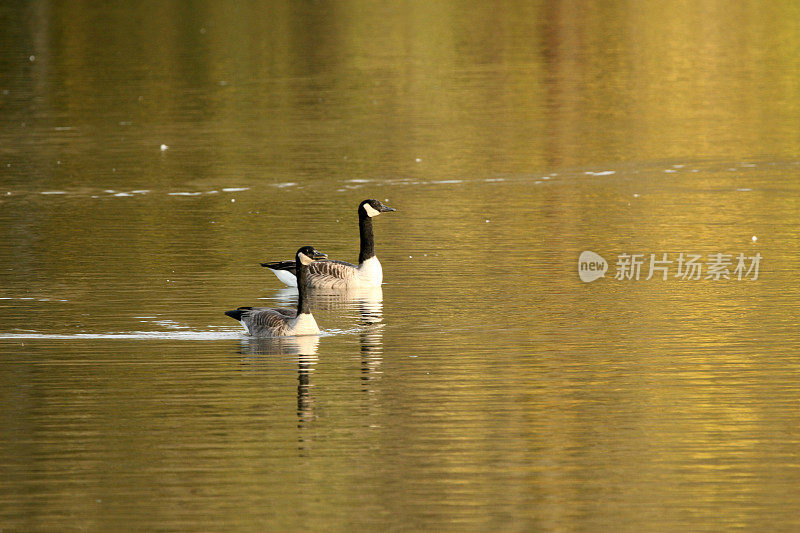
[358,212,375,264]
[295,256,311,315]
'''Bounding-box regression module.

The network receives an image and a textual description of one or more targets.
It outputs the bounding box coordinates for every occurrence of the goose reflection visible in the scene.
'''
[299,286,384,416]
[307,286,385,391]
[270,285,384,321]
[234,336,319,435]
[269,285,385,389]
[244,285,385,440]
[350,289,384,387]
[237,334,320,358]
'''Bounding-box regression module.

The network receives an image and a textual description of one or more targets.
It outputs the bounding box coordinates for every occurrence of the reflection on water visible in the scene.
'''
[2,0,800,531]
[265,285,386,384]
[237,335,321,358]
[267,285,384,328]
[268,285,382,312]
[236,338,321,437]
[234,289,386,452]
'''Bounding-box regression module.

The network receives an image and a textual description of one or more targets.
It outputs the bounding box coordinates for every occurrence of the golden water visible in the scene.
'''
[2,2,800,531]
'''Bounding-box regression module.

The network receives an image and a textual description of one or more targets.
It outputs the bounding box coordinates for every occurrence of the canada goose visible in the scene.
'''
[226,246,327,337]
[261,199,395,289]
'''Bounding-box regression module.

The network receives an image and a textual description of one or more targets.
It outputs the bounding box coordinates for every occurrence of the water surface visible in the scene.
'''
[2,2,800,531]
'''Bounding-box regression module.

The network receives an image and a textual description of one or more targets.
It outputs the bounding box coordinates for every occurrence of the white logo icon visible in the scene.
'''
[579,251,607,282]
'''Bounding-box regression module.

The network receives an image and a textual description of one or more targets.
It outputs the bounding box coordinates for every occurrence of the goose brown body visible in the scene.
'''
[226,246,326,337]
[262,199,395,289]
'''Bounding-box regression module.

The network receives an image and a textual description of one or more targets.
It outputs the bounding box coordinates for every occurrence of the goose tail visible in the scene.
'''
[225,307,252,321]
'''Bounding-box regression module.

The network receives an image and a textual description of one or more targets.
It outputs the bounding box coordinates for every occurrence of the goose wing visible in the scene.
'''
[262,259,356,276]
[226,306,297,336]
[262,258,358,288]
[246,306,297,322]
[309,259,357,279]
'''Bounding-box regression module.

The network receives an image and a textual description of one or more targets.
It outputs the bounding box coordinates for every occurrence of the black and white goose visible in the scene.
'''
[261,199,395,290]
[226,246,327,337]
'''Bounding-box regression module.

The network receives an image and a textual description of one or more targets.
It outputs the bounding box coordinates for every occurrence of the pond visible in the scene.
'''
[2,2,800,531]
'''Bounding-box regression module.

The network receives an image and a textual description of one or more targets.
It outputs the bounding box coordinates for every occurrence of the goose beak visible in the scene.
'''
[379,203,396,212]
[312,250,328,260]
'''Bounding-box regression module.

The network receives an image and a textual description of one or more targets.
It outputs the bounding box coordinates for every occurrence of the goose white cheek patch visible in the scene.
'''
[298,253,314,265]
[363,203,381,217]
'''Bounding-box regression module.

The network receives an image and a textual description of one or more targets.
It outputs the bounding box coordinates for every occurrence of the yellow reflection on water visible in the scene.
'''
[3,1,800,531]
[13,0,800,185]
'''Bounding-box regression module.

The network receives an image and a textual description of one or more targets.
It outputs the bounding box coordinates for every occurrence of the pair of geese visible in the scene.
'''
[225,199,396,337]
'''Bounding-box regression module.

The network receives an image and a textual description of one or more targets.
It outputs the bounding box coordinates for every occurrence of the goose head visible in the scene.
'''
[296,246,328,266]
[359,199,396,218]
